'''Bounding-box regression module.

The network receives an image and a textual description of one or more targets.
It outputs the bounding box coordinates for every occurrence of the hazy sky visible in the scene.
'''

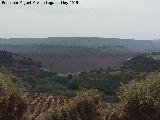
[0,0,160,39]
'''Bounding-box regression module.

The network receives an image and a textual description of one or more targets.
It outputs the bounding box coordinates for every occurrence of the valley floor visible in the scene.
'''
[23,53,138,73]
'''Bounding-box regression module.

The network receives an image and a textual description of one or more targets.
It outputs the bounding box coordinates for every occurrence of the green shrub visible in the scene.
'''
[108,73,160,120]
[0,73,27,120]
[74,89,102,120]
[39,89,102,120]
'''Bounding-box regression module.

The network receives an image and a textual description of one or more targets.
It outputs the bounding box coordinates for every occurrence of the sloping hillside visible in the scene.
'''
[0,51,43,86]
[151,52,160,60]
[121,54,160,72]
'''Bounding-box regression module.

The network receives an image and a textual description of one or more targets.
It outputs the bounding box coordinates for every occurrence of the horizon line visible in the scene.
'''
[0,37,159,41]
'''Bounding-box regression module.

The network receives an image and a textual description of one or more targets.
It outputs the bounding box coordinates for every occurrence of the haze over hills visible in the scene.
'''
[0,37,160,53]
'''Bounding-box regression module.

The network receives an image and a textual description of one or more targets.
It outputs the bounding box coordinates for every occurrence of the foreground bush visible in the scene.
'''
[107,73,160,120]
[39,89,102,120]
[0,73,27,120]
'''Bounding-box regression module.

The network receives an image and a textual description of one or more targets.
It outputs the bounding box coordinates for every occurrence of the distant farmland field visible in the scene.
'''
[23,53,138,73]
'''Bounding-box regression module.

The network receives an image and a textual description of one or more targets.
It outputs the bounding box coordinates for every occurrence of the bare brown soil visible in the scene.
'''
[23,53,138,73]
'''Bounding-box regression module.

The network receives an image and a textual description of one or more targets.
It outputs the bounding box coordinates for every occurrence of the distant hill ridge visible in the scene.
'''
[0,37,158,46]
[0,37,160,53]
